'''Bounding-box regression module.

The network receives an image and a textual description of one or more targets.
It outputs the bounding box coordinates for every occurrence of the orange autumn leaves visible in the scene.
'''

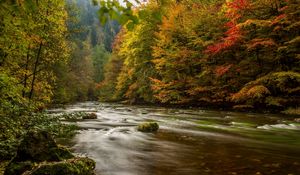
[99,0,300,110]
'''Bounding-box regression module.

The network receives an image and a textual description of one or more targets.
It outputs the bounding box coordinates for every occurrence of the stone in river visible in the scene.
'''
[137,122,159,132]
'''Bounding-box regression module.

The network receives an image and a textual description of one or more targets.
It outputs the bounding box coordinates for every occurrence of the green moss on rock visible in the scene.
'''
[137,122,159,132]
[51,146,74,160]
[4,161,32,175]
[60,112,97,121]
[12,130,73,163]
[22,157,95,175]
[4,130,94,175]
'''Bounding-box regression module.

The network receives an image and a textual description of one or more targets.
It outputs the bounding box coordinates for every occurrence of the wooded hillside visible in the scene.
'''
[98,0,300,112]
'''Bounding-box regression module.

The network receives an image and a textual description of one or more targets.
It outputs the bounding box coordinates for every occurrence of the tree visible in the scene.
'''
[92,44,110,83]
[0,0,70,108]
[98,0,300,111]
[112,0,163,103]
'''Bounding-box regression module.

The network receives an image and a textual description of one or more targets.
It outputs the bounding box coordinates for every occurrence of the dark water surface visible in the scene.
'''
[48,102,300,175]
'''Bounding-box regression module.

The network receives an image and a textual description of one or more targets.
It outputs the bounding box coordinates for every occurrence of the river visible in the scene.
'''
[48,102,300,175]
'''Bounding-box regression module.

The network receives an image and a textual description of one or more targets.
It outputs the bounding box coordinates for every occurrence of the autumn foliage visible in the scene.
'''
[98,0,300,111]
[205,0,250,54]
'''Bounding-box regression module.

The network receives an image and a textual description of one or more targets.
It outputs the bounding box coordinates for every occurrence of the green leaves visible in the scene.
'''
[98,7,109,25]
[23,0,37,12]
[0,0,71,110]
[96,0,164,30]
[126,21,135,31]
[97,0,139,30]
[0,73,28,117]
[92,0,98,6]
[152,11,162,22]
[138,10,148,19]
[0,113,78,160]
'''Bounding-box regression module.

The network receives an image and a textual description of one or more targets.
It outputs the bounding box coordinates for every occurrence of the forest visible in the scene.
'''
[0,0,119,113]
[98,0,300,113]
[0,0,119,172]
[0,0,300,174]
[1,0,299,118]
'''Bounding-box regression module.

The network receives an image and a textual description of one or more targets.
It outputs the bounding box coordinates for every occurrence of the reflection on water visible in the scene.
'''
[49,102,300,175]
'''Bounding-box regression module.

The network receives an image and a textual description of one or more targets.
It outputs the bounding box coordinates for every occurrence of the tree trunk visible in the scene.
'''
[22,46,31,97]
[29,42,42,99]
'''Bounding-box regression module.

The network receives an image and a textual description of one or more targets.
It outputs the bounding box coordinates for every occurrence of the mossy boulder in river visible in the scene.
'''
[137,122,159,132]
[12,130,74,163]
[61,112,98,121]
[4,130,95,175]
[82,113,97,119]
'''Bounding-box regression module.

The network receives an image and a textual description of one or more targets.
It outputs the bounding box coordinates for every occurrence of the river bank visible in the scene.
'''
[93,98,300,116]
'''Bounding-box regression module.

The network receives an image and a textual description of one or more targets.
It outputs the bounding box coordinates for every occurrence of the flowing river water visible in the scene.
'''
[48,102,300,175]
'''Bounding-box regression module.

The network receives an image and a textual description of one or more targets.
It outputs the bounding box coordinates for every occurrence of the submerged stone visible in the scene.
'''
[137,122,159,132]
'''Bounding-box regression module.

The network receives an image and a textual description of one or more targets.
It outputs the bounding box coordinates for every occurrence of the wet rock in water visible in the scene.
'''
[22,157,95,175]
[137,122,159,132]
[4,130,95,175]
[82,113,97,119]
[61,112,97,121]
[141,111,148,114]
